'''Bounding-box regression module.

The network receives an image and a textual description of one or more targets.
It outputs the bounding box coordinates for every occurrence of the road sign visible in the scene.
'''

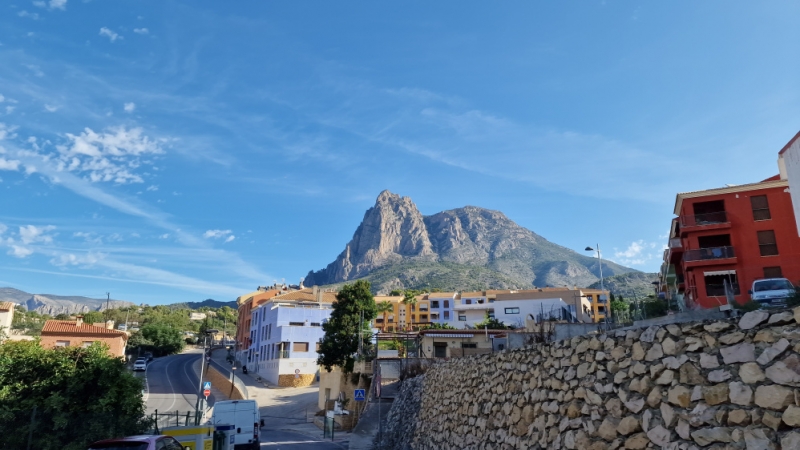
[354,389,365,402]
[203,381,212,390]
[203,389,210,398]
[295,369,300,374]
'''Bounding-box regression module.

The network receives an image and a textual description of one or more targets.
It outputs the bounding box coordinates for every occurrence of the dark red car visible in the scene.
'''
[88,435,186,450]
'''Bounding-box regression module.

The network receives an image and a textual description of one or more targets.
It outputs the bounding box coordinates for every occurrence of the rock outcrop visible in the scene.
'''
[0,287,133,315]
[305,191,638,291]
[378,307,800,449]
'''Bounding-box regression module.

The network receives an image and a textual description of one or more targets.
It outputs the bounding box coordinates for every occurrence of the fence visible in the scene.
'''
[151,410,202,433]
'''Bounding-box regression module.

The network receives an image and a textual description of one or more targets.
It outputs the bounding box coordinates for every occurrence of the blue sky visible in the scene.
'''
[0,1,798,304]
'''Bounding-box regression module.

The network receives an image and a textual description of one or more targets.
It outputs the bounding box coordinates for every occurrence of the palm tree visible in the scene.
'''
[401,292,418,331]
[376,301,394,332]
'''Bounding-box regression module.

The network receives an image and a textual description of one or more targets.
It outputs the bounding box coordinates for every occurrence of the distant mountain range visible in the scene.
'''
[305,191,641,294]
[0,288,134,316]
[588,272,660,299]
[168,299,237,309]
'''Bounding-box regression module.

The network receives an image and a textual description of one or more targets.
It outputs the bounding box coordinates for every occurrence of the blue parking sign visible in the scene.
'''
[354,389,365,401]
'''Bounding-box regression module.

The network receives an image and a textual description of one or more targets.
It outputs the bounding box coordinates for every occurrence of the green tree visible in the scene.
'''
[0,340,151,450]
[54,313,70,320]
[140,323,185,356]
[81,311,104,325]
[475,313,509,330]
[318,280,377,373]
[376,301,394,332]
[401,291,418,330]
[422,322,455,330]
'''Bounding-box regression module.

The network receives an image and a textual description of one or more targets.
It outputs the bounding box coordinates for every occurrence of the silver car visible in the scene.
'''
[133,358,147,371]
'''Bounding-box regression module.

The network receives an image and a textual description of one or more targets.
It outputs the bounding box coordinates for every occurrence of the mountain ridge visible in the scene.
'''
[0,287,134,316]
[305,191,639,293]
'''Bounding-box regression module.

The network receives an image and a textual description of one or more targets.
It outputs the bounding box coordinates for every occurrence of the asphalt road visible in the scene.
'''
[138,353,214,418]
[259,430,344,449]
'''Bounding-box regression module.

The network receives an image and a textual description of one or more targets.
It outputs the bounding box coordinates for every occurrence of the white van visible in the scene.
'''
[750,278,795,308]
[211,400,261,450]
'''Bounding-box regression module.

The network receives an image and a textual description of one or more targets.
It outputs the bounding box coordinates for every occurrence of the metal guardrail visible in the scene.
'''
[683,246,735,262]
[680,211,728,227]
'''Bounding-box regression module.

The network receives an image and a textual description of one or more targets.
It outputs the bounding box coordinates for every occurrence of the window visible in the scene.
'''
[55,340,70,347]
[443,311,450,320]
[289,321,305,326]
[375,318,384,323]
[444,300,449,308]
[431,301,440,308]
[461,343,477,348]
[751,195,771,221]
[757,230,779,256]
[458,315,467,321]
[465,299,472,305]
[764,266,783,279]
[268,324,272,339]
[293,342,309,352]
[488,309,495,319]
[310,322,321,327]
[704,274,740,297]
[82,341,94,348]
[488,298,495,303]
[504,307,520,314]
[316,342,321,352]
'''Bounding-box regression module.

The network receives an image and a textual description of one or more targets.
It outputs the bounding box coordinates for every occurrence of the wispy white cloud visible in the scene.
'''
[158,233,170,239]
[0,158,21,171]
[44,104,59,112]
[203,229,235,243]
[610,239,663,267]
[18,10,40,20]
[124,102,136,112]
[133,28,149,35]
[19,224,56,244]
[99,27,122,43]
[146,185,158,191]
[33,0,67,10]
[52,126,163,184]
[9,245,33,258]
[50,252,104,267]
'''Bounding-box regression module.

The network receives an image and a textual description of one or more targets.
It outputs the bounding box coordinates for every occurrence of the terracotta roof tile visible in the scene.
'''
[0,302,15,311]
[42,320,128,339]
[271,288,338,303]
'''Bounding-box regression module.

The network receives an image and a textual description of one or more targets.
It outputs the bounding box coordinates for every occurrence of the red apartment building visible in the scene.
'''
[662,143,800,309]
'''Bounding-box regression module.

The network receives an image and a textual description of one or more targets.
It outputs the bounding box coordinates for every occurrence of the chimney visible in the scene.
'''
[76,315,83,327]
[312,285,321,302]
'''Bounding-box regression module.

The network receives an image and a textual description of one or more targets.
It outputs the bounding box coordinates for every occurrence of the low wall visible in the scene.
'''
[205,365,245,400]
[380,307,800,449]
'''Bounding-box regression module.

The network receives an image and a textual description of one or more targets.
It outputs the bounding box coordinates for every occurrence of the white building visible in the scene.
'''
[0,302,15,332]
[248,287,336,387]
[452,295,578,329]
[778,131,800,235]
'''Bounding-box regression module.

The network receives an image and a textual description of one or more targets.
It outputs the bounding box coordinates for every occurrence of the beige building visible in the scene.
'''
[499,288,607,323]
[419,329,507,358]
[0,302,15,332]
[373,294,431,331]
[40,317,128,357]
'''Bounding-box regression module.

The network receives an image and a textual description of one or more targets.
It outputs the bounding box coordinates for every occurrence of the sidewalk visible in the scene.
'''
[209,348,350,448]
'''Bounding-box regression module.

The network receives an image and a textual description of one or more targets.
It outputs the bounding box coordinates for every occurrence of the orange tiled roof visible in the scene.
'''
[42,320,128,339]
[271,288,338,303]
[0,302,15,311]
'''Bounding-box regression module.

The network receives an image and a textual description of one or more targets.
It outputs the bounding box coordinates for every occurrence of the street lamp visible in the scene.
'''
[195,328,218,420]
[585,245,611,331]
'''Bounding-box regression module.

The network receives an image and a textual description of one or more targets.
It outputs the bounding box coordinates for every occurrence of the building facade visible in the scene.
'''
[0,302,15,332]
[778,131,800,236]
[40,318,128,357]
[373,294,433,331]
[235,286,284,364]
[662,174,800,309]
[248,287,336,387]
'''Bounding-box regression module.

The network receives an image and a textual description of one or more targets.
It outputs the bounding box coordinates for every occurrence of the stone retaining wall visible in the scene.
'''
[384,308,800,449]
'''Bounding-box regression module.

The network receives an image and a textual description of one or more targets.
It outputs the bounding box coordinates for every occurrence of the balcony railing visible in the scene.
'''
[683,246,736,262]
[278,350,290,359]
[669,238,682,249]
[680,212,728,227]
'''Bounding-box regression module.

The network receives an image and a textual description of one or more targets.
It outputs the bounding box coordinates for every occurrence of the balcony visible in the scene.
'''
[278,350,290,359]
[669,238,682,249]
[679,212,730,231]
[683,246,736,266]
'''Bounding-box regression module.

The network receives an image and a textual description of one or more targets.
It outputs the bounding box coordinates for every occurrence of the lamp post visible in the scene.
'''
[195,328,218,420]
[585,245,611,331]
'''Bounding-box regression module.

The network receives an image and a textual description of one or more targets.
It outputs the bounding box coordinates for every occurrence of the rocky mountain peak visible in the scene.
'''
[304,191,637,290]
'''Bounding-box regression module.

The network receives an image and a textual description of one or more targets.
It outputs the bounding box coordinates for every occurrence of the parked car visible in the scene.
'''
[210,400,260,450]
[88,435,185,450]
[133,359,147,371]
[750,278,796,308]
